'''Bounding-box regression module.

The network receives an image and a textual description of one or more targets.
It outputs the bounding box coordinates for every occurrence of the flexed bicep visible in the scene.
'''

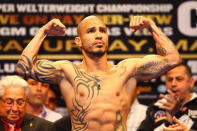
[16,54,60,84]
[129,16,181,81]
[16,18,68,84]
[135,55,173,81]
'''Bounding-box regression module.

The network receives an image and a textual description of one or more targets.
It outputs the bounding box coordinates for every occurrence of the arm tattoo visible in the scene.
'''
[71,65,101,130]
[157,46,167,56]
[34,60,56,83]
[17,55,33,79]
[17,54,57,83]
[114,110,124,131]
[137,59,171,77]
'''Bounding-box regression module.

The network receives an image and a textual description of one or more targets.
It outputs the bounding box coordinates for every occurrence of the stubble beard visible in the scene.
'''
[92,49,106,57]
[83,44,108,57]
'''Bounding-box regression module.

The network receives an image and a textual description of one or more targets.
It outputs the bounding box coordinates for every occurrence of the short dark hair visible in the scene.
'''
[169,63,192,77]
[182,64,192,77]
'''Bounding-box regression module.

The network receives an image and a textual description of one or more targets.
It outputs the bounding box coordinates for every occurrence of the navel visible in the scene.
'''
[116,92,120,96]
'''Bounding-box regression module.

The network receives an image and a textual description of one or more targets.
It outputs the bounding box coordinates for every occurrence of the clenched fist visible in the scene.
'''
[129,16,154,32]
[41,19,66,36]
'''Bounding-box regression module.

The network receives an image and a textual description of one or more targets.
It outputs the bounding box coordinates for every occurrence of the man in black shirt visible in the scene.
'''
[138,64,197,131]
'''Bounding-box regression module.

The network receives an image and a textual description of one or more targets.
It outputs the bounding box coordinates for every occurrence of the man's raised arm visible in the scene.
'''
[130,16,182,81]
[16,19,66,83]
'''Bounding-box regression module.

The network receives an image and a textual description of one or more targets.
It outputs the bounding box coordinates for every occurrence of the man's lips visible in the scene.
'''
[172,90,179,95]
[94,42,104,46]
[35,94,43,98]
[9,114,19,118]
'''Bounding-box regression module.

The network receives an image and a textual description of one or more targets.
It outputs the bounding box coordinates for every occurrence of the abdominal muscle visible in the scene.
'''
[62,64,136,131]
[70,89,130,131]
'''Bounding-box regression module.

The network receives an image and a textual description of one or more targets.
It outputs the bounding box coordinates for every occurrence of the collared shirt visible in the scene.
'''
[1,118,23,131]
[38,106,63,122]
[127,99,148,131]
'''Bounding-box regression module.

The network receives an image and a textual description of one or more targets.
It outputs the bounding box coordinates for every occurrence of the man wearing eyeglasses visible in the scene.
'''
[0,75,54,131]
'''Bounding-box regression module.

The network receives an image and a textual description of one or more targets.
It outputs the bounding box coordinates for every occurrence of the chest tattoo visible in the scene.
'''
[71,65,101,130]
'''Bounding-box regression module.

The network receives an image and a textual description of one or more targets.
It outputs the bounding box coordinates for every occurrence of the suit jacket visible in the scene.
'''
[53,116,72,131]
[0,113,55,131]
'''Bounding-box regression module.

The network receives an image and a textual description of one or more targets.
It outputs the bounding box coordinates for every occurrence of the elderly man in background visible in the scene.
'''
[26,78,62,122]
[0,75,54,131]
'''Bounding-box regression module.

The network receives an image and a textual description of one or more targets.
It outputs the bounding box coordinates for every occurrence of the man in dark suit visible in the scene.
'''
[138,64,197,131]
[53,116,72,131]
[0,75,55,131]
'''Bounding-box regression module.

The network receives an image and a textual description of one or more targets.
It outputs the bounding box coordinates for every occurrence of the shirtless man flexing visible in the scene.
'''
[16,15,181,131]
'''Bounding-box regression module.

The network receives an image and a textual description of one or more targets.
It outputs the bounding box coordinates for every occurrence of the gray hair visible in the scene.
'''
[0,75,29,97]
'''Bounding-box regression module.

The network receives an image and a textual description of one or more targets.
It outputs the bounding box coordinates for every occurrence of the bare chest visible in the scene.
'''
[70,73,129,130]
[74,70,125,98]
[63,65,134,130]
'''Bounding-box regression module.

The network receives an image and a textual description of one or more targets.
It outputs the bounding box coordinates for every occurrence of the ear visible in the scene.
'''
[190,77,195,89]
[136,86,141,95]
[75,37,82,48]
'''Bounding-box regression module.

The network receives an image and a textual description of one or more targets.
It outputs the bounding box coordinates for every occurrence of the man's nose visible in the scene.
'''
[171,79,177,88]
[11,102,19,111]
[36,83,42,91]
[95,32,102,40]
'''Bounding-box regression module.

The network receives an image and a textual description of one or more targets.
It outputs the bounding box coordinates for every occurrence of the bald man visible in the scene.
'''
[16,15,181,130]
